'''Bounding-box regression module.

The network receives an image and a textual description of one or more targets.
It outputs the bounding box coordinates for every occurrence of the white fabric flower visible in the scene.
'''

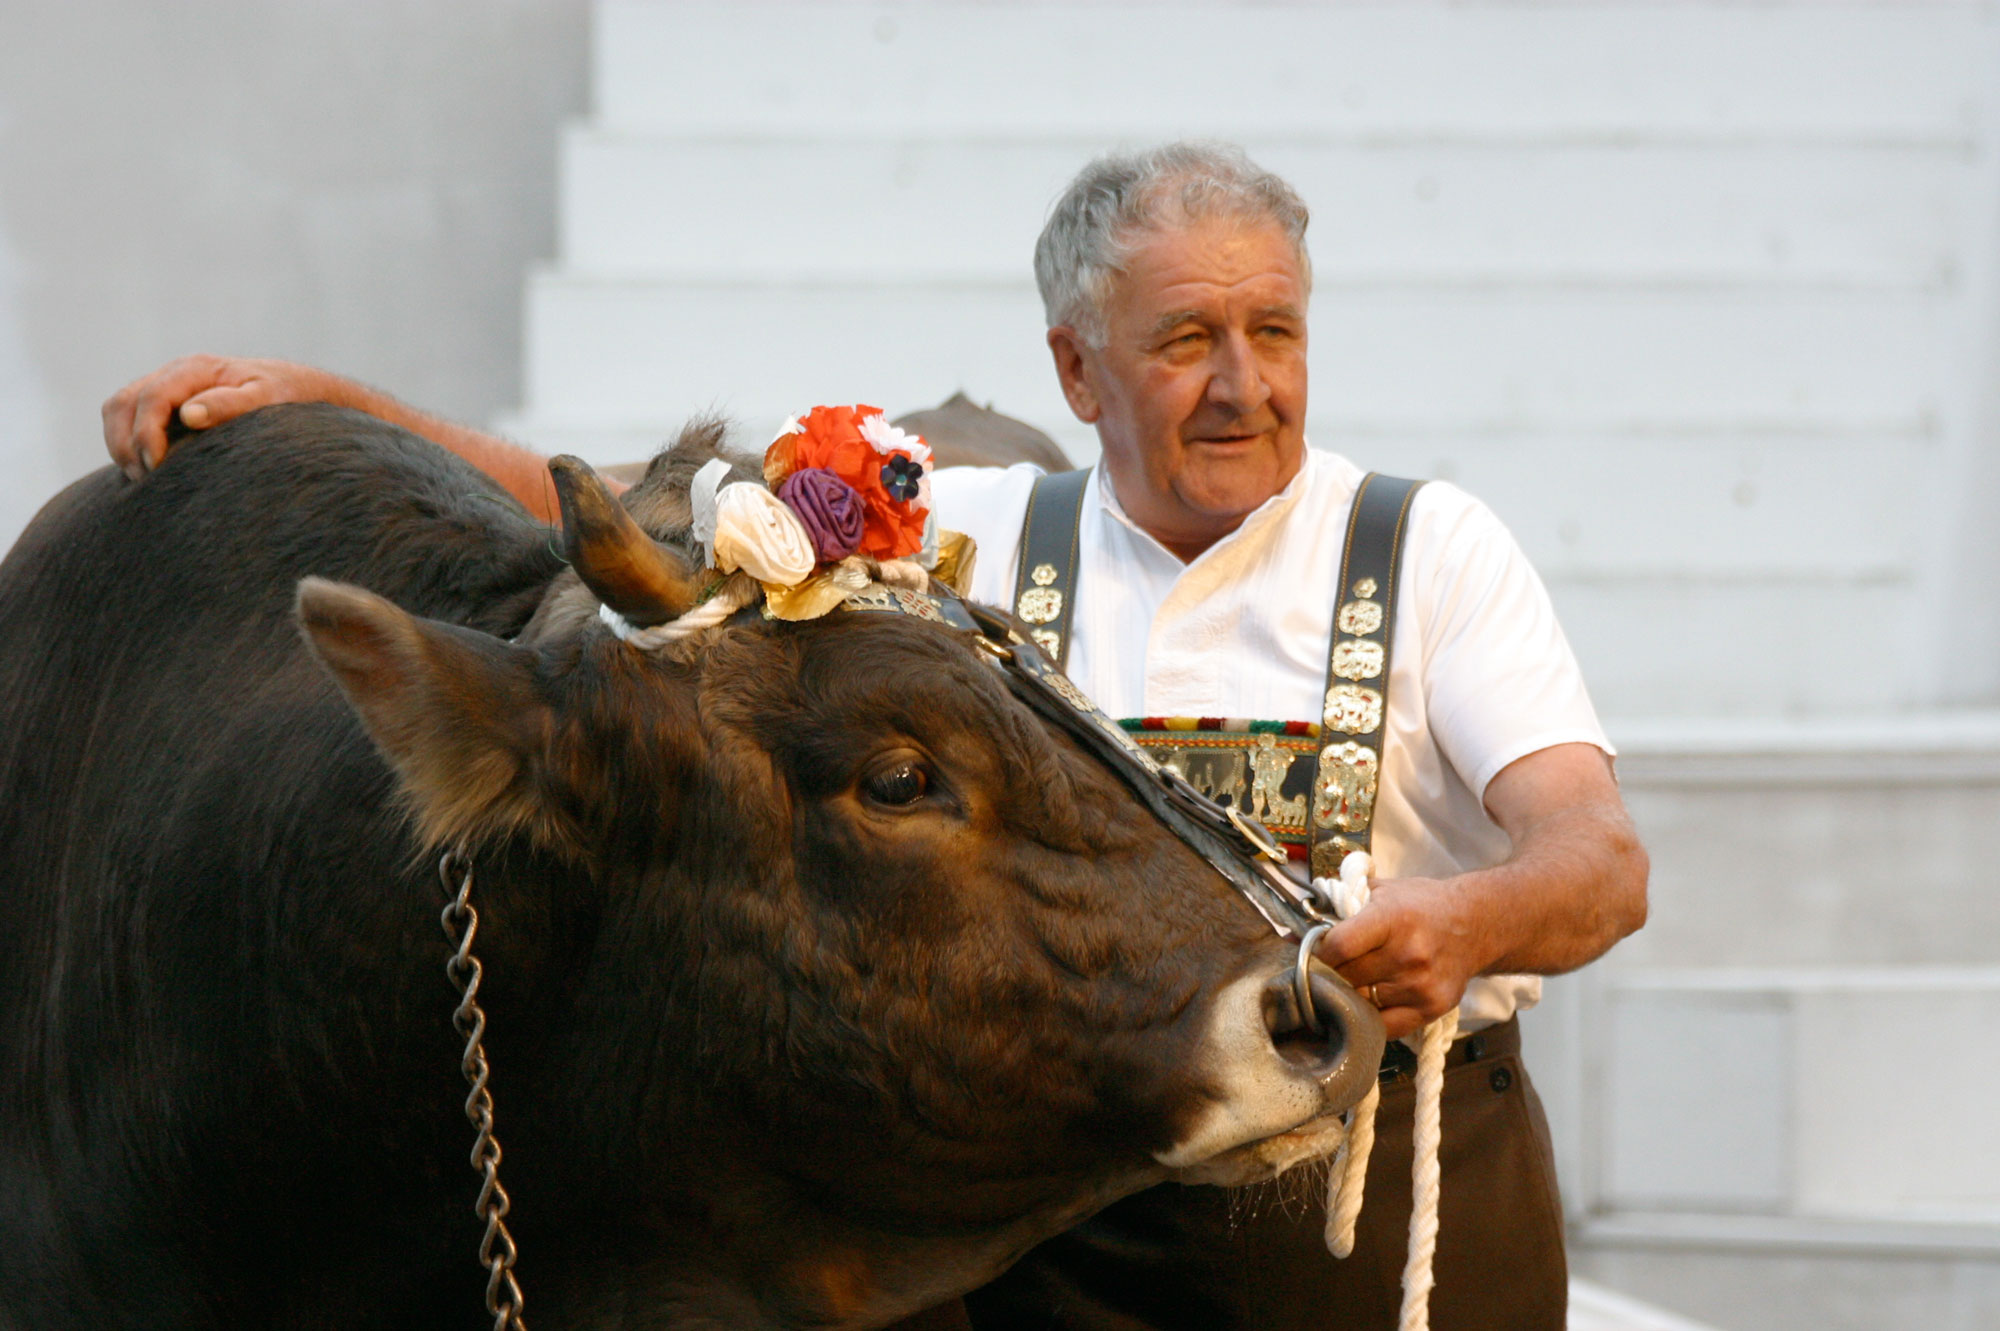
[711,483,817,587]
[858,412,932,466]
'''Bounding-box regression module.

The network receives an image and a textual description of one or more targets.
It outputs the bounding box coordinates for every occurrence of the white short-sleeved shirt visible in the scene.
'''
[930,447,1613,1027]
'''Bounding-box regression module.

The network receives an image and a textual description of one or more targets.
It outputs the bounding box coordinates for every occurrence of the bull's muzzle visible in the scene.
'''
[1261,958,1387,1115]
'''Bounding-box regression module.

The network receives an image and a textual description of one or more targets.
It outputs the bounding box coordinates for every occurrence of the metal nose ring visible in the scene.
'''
[1294,922,1333,1035]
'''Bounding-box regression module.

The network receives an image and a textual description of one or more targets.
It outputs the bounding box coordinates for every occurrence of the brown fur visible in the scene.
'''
[0,405,1339,1330]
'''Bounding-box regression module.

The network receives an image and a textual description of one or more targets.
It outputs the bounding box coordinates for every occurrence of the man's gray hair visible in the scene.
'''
[1034,141,1311,347]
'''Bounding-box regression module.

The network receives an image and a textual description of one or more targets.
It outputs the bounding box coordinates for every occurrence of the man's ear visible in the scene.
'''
[295,577,573,854]
[1047,326,1103,424]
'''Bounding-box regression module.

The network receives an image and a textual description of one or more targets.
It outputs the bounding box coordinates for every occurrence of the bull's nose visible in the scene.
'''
[1261,959,1387,1111]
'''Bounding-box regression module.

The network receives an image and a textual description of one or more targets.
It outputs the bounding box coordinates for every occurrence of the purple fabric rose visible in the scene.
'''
[777,467,866,564]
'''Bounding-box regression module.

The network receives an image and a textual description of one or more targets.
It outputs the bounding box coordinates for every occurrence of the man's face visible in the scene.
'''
[1050,216,1308,560]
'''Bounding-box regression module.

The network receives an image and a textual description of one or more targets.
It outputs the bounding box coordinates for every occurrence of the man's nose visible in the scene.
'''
[1207,332,1272,415]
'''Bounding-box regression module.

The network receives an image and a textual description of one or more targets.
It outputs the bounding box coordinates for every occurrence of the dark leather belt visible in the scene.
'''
[1378,1015,1519,1081]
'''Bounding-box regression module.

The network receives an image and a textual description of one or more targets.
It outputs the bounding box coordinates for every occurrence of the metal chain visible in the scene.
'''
[439,848,528,1331]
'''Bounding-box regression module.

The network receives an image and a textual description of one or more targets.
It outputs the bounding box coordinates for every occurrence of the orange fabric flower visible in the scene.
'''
[765,404,928,561]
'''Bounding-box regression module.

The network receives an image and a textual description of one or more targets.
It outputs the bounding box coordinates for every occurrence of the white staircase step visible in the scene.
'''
[1600,969,2000,1222]
[522,273,1948,431]
[1568,1277,1726,1331]
[560,131,1966,287]
[1594,716,2000,968]
[1353,431,1923,580]
[1569,1212,2000,1331]
[594,4,1985,141]
[520,274,1058,434]
[1554,579,1917,717]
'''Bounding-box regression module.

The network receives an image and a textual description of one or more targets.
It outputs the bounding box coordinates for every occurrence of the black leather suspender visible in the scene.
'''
[1008,466,1091,669]
[1013,466,1424,879]
[1309,473,1424,877]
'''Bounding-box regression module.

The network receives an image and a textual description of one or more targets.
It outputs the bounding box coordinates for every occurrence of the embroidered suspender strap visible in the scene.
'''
[1010,467,1091,670]
[1310,472,1426,879]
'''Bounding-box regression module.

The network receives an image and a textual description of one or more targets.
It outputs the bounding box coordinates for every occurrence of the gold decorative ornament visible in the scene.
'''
[767,569,853,621]
[1323,683,1383,735]
[1331,638,1385,681]
[931,530,978,596]
[1163,747,1247,808]
[1336,598,1384,636]
[1040,669,1097,717]
[1247,733,1308,829]
[1030,629,1061,657]
[1313,741,1379,833]
[1017,587,1064,625]
[890,588,946,623]
[1353,577,1378,599]
[1311,835,1366,879]
[1030,563,1059,587]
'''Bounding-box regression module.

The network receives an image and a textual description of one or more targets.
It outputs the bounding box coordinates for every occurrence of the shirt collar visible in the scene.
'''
[1094,447,1318,566]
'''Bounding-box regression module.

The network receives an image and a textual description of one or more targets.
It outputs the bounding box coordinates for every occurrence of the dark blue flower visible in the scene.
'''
[879,454,925,504]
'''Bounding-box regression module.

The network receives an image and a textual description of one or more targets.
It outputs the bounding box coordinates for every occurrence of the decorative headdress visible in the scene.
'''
[594,404,974,648]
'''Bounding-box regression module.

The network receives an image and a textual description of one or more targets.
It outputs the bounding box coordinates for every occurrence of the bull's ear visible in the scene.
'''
[295,577,570,853]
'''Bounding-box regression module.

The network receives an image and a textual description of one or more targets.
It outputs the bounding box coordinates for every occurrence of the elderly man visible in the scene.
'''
[104,141,1646,1330]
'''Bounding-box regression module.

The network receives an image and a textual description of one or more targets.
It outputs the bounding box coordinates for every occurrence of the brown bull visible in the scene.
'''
[0,404,1380,1329]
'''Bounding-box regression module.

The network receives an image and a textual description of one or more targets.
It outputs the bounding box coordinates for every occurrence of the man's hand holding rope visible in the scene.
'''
[1310,741,1649,1037]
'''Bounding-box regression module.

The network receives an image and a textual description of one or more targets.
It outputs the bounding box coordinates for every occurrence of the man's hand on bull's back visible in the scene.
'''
[103,354,572,522]
[1311,741,1650,1041]
[103,354,340,479]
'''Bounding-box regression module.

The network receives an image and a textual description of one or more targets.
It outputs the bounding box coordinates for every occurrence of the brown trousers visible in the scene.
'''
[903,1020,1565,1331]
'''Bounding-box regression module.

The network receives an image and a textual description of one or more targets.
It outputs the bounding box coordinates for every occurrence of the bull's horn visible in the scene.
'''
[548,455,701,627]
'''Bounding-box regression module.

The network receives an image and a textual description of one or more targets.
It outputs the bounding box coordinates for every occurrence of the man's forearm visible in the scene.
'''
[318,378,563,523]
[1462,800,1649,977]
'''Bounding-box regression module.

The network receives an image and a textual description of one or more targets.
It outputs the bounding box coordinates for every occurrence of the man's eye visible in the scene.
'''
[863,762,930,807]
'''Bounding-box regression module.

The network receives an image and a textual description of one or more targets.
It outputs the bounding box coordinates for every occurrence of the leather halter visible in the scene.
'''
[832,583,1338,941]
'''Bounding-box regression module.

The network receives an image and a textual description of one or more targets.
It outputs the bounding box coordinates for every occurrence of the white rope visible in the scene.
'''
[596,574,759,649]
[1313,851,1455,1331]
[1399,1004,1457,1331]
[1324,1079,1378,1258]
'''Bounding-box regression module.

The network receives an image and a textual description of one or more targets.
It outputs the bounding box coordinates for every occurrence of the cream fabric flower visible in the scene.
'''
[711,483,817,586]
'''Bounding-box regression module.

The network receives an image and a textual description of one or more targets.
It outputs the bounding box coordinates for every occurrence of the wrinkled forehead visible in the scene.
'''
[1106,218,1308,319]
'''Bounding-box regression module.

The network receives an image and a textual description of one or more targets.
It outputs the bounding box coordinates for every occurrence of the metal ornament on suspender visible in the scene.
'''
[1009,467,1090,668]
[1310,473,1425,880]
[1011,465,1425,878]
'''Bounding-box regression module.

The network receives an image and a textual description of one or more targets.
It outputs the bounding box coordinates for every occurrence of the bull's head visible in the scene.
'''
[293,428,1384,1328]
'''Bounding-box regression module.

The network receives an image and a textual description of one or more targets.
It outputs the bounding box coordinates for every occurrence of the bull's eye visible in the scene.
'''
[863,761,929,807]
